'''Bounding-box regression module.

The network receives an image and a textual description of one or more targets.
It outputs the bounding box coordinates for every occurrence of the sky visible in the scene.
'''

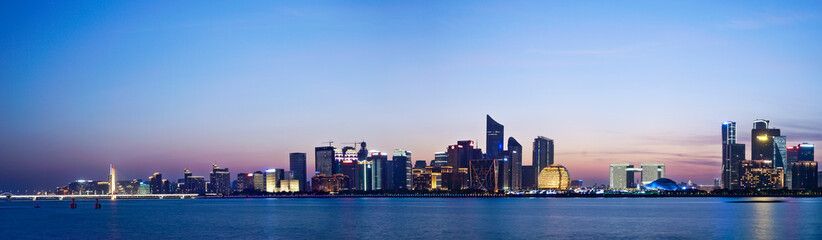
[2,1,822,192]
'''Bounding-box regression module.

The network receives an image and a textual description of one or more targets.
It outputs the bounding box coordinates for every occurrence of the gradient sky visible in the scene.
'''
[2,1,822,191]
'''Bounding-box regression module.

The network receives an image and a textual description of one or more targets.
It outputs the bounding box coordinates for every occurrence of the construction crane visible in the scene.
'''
[321,140,334,146]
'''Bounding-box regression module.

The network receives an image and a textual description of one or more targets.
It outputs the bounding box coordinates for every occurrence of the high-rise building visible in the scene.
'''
[640,163,665,185]
[486,115,504,159]
[497,151,511,191]
[392,149,412,190]
[289,152,307,191]
[252,171,264,191]
[358,160,375,191]
[265,169,285,192]
[432,152,448,167]
[469,158,498,192]
[149,172,163,194]
[336,146,358,189]
[357,142,369,161]
[368,151,389,190]
[773,136,789,187]
[609,164,634,189]
[210,164,230,195]
[739,160,783,189]
[315,146,335,176]
[533,136,554,187]
[414,160,427,170]
[508,137,522,190]
[446,140,482,190]
[722,121,747,189]
[751,119,781,161]
[799,143,814,161]
[521,165,536,189]
[791,161,818,189]
[237,173,253,192]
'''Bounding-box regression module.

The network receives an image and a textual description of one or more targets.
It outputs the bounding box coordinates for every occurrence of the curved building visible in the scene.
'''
[643,178,679,191]
[538,164,570,189]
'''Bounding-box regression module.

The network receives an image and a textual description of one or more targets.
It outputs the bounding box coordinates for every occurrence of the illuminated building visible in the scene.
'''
[609,163,634,189]
[392,149,412,190]
[486,115,504,159]
[109,165,116,195]
[469,158,498,192]
[138,182,150,195]
[358,160,375,191]
[187,176,206,195]
[412,166,454,190]
[412,169,432,190]
[447,140,481,190]
[739,160,783,189]
[210,164,230,195]
[367,151,389,190]
[538,164,570,190]
[533,136,554,188]
[751,119,781,162]
[641,163,665,185]
[336,147,358,189]
[252,171,264,191]
[67,180,109,195]
[265,169,284,192]
[149,172,164,194]
[311,174,349,192]
[521,165,536,189]
[791,161,818,189]
[643,178,679,191]
[722,121,747,189]
[432,152,448,167]
[497,152,510,191]
[799,143,814,161]
[508,137,522,190]
[289,152,307,191]
[570,180,583,188]
[315,146,335,176]
[237,173,253,192]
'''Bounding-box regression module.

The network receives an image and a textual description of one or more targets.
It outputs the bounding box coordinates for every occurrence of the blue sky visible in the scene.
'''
[2,1,821,191]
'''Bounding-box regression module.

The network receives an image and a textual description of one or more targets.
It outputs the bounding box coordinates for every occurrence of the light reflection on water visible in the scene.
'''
[2,197,822,239]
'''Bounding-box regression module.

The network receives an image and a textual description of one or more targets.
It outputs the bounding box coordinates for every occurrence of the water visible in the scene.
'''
[2,197,822,239]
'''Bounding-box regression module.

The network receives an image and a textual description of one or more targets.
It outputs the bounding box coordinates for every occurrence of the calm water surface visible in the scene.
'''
[2,197,821,239]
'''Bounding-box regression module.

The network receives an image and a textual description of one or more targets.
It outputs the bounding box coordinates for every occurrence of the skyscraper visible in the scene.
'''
[237,173,253,192]
[336,146,358,189]
[358,161,375,191]
[210,164,230,195]
[799,143,814,161]
[446,140,481,190]
[367,151,389,190]
[392,149,412,190]
[289,152,307,191]
[533,136,554,187]
[486,115,504,159]
[252,171,264,191]
[751,119,781,161]
[508,137,522,190]
[722,121,739,189]
[315,146,335,176]
[149,172,163,194]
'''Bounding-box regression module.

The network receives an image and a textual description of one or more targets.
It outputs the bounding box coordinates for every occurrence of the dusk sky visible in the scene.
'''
[2,1,822,191]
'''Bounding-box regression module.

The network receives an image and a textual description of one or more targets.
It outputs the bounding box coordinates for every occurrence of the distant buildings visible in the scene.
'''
[315,146,335,176]
[149,172,164,194]
[609,163,666,189]
[739,160,783,189]
[722,121,746,189]
[538,164,570,190]
[432,152,448,167]
[392,149,412,190]
[414,160,427,170]
[210,164,230,195]
[237,173,253,192]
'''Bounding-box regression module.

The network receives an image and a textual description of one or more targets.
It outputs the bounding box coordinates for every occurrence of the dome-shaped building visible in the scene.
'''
[538,164,570,189]
[643,178,679,191]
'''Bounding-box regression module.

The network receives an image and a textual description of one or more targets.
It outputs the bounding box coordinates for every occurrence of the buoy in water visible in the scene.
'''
[70,199,77,209]
[94,199,101,209]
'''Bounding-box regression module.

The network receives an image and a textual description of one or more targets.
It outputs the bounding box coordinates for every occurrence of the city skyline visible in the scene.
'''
[3,1,822,191]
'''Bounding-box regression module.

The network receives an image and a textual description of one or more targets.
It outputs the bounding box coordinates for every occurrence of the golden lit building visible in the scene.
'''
[538,164,570,189]
[740,160,783,189]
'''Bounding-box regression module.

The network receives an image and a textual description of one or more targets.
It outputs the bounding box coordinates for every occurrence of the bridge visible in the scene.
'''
[3,193,199,201]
